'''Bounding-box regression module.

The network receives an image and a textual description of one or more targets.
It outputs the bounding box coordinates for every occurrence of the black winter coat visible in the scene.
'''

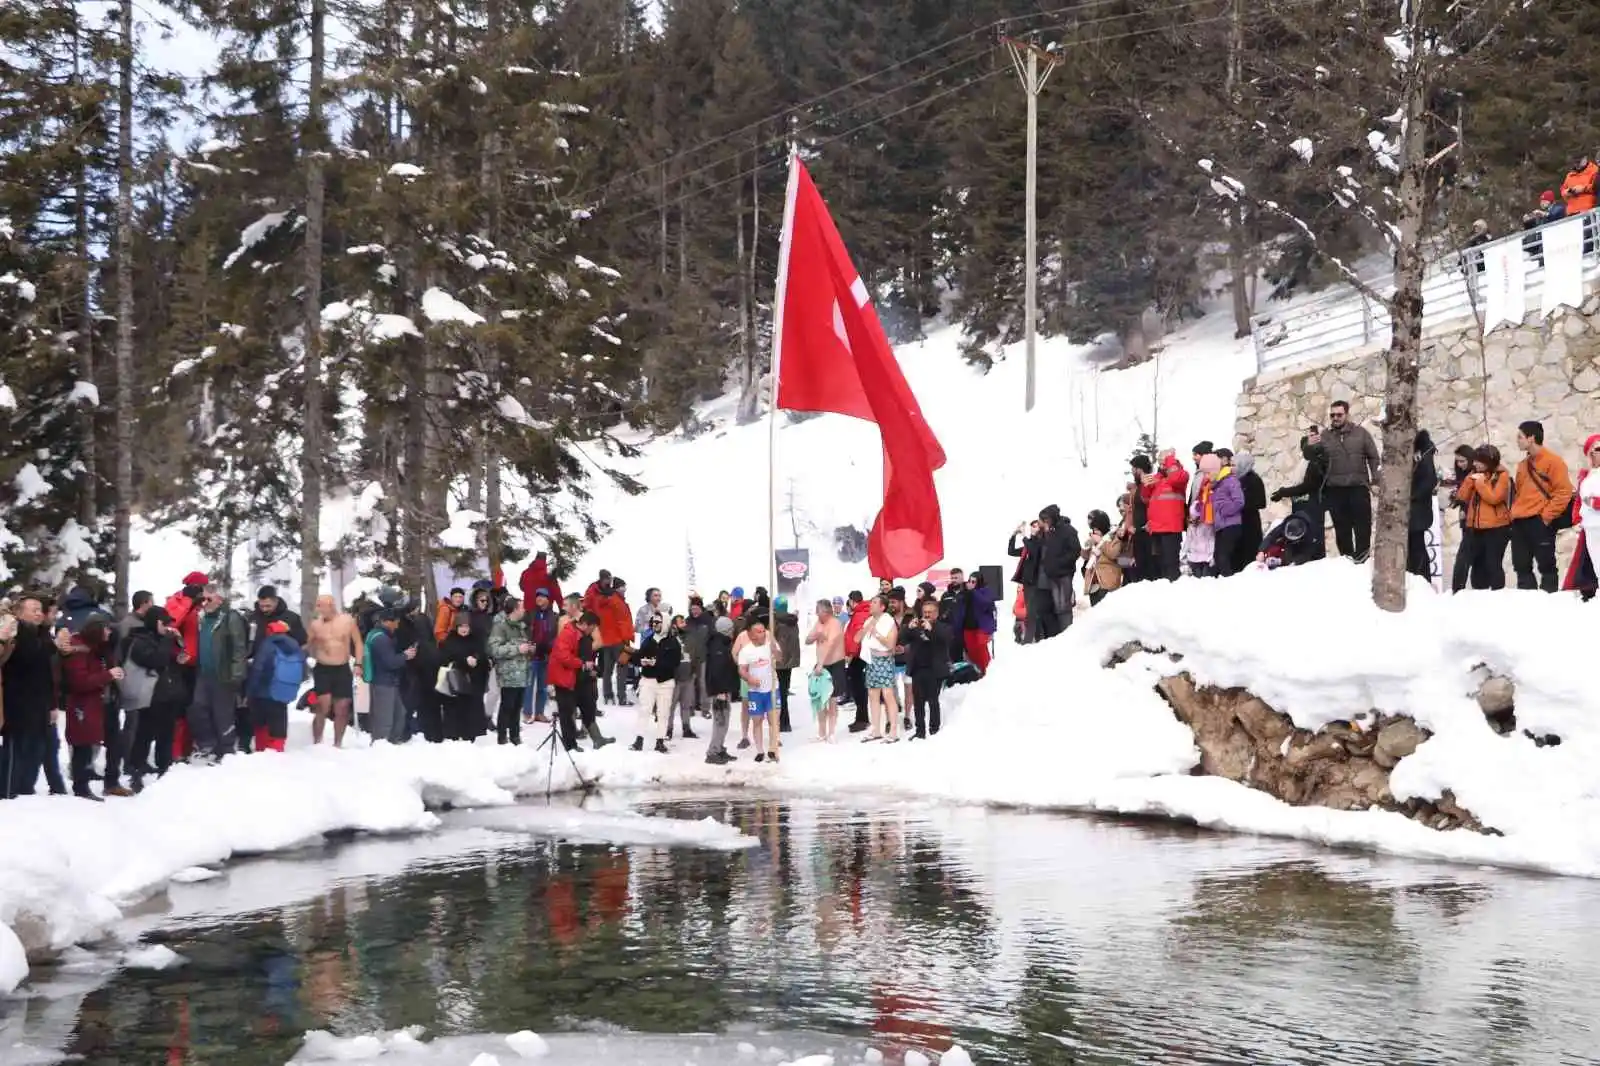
[1410,450,1439,531]
[637,633,683,682]
[126,627,188,707]
[1234,470,1268,574]
[704,631,738,697]
[1,623,57,734]
[1279,436,1329,503]
[906,619,952,678]
[439,631,490,695]
[1038,521,1082,580]
[249,602,307,661]
[1008,531,1041,586]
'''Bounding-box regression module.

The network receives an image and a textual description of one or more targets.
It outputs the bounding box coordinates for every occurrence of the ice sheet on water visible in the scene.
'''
[449,806,758,850]
[287,1030,876,1066]
[121,945,185,970]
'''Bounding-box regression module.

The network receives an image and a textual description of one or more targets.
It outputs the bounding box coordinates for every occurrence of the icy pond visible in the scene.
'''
[6,793,1600,1065]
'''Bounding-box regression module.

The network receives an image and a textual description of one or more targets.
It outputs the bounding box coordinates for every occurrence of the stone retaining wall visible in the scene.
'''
[1233,295,1600,569]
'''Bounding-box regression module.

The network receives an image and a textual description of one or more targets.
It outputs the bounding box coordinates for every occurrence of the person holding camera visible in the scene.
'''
[904,599,951,740]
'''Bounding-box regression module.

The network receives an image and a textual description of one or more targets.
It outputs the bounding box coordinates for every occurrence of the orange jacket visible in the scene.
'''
[594,591,634,648]
[433,599,462,643]
[1456,469,1512,530]
[1563,162,1598,216]
[1511,448,1574,523]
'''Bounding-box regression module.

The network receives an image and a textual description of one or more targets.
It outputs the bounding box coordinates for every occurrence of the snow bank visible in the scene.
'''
[0,741,581,994]
[577,563,1600,879]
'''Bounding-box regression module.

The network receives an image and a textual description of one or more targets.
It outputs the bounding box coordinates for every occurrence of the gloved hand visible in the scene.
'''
[1269,488,1286,502]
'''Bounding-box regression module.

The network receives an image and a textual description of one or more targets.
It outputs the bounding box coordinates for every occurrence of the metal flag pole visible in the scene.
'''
[768,145,801,758]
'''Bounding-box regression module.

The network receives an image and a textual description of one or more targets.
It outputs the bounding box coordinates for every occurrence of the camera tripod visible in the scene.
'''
[535,701,595,800]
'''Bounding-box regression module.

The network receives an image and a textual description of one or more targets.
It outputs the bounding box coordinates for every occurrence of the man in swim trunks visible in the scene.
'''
[306,594,362,746]
[736,619,779,764]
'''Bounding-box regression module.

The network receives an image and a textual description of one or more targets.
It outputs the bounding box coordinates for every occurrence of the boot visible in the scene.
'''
[587,721,614,748]
[654,739,669,754]
[681,727,699,740]
[630,736,644,752]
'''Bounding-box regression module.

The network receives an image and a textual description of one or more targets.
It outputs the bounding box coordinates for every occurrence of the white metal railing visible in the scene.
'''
[1249,211,1600,376]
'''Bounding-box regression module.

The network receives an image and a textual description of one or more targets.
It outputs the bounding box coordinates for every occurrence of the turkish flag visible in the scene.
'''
[775,158,945,579]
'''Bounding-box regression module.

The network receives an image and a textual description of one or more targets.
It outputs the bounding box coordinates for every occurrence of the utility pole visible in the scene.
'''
[1003,36,1057,412]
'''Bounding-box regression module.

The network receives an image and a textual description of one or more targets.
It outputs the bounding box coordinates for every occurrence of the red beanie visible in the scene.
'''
[1584,434,1600,456]
[182,570,209,586]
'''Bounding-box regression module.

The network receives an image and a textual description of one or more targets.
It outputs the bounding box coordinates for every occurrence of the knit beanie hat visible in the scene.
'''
[714,616,734,637]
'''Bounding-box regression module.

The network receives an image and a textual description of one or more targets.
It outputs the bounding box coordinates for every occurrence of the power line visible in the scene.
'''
[595,2,1270,233]
[574,0,1162,205]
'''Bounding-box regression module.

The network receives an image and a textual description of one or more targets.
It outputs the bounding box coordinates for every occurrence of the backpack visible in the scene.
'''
[269,643,304,704]
[363,628,382,683]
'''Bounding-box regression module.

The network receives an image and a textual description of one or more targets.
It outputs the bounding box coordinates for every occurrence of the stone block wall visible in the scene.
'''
[1233,295,1600,569]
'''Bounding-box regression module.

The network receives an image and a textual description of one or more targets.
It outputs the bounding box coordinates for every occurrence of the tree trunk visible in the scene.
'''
[735,167,758,424]
[1370,29,1430,614]
[1225,0,1252,340]
[113,0,134,614]
[299,0,327,618]
[73,26,97,531]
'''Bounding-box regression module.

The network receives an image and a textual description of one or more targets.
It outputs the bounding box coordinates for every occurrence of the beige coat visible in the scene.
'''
[1082,531,1128,595]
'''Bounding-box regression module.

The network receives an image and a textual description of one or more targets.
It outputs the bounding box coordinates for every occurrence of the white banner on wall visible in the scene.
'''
[1541,214,1585,316]
[1482,240,1526,331]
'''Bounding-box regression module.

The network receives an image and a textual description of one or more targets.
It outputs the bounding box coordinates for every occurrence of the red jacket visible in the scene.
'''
[519,556,564,613]
[549,623,585,690]
[842,601,872,658]
[63,635,115,746]
[1141,458,1191,535]
[164,589,201,661]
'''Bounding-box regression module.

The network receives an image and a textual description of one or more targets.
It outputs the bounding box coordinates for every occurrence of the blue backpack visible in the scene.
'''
[269,642,305,703]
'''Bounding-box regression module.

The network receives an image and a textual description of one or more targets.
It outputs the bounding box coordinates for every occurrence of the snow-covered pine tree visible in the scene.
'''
[1181,0,1533,611]
[0,0,118,591]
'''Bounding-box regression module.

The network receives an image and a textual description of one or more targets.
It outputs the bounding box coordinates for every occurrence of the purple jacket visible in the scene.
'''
[1212,474,1245,529]
[966,586,998,635]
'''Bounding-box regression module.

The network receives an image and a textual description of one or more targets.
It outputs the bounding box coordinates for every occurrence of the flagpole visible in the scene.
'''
[770,146,800,754]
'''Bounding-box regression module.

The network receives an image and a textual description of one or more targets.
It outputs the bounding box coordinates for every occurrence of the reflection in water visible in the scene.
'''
[12,798,1600,1066]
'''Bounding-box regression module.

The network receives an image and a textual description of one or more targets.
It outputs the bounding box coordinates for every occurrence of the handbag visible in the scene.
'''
[435,665,471,697]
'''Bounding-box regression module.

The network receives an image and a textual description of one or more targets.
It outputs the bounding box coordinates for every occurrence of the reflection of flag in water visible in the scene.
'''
[871,986,953,1062]
[592,852,631,927]
[547,876,580,946]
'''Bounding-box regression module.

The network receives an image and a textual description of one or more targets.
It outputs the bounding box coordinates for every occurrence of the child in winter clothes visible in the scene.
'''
[1209,458,1247,577]
[245,619,305,752]
[1186,454,1223,577]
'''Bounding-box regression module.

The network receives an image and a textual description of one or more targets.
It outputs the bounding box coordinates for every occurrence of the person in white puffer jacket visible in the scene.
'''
[1568,433,1600,595]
